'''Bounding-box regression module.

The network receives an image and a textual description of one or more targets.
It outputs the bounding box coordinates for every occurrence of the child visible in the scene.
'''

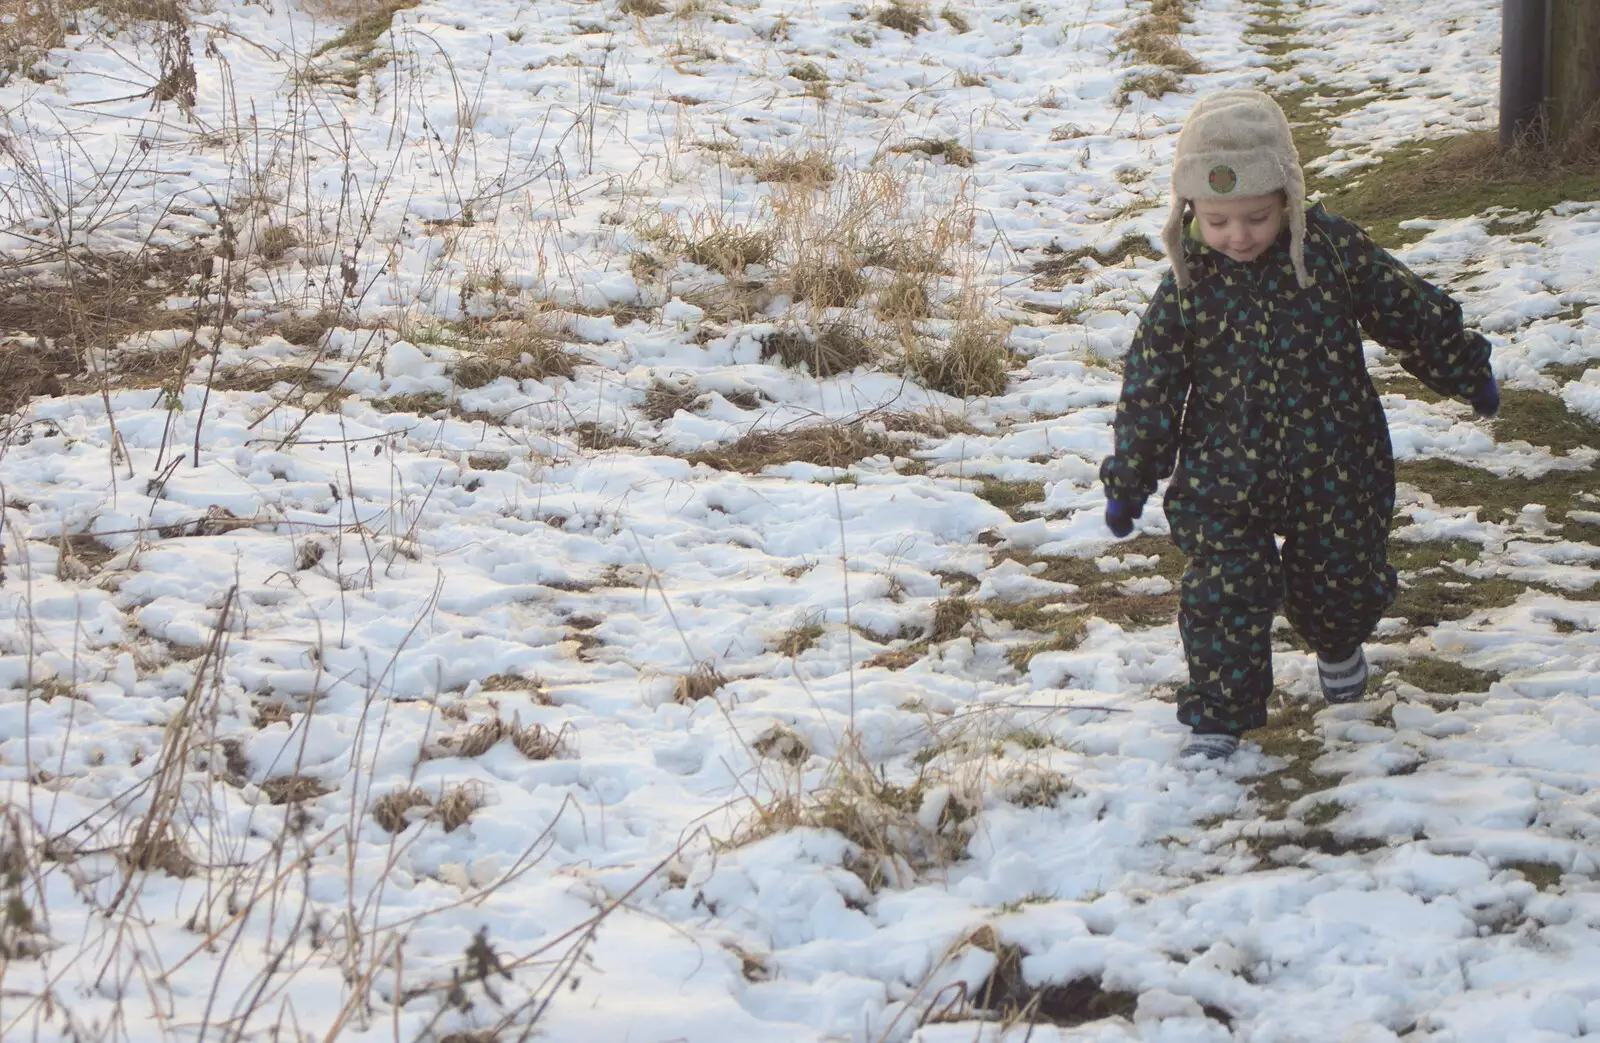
[1098,90,1498,761]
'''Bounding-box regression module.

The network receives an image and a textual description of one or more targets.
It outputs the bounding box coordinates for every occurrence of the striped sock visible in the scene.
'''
[1178,733,1240,761]
[1319,647,1368,704]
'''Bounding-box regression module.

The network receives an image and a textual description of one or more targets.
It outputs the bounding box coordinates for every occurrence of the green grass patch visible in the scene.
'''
[1245,18,1303,60]
[1390,656,1500,694]
[1389,538,1481,572]
[1272,86,1369,172]
[1508,860,1564,891]
[1249,699,1333,821]
[1398,458,1598,523]
[1492,389,1600,457]
[1315,132,1600,248]
[1371,374,1446,403]
[1032,232,1163,289]
[1389,571,1529,628]
[313,0,418,58]
[975,478,1046,520]
[1542,361,1597,384]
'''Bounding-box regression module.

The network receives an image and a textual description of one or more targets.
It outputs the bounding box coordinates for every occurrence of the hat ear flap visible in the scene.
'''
[1282,159,1311,289]
[1163,196,1191,289]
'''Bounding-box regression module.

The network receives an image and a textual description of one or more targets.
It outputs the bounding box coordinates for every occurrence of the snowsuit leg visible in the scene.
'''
[1167,506,1281,735]
[1280,486,1398,662]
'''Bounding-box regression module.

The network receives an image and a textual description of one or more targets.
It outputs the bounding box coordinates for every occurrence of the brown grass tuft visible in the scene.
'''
[682,227,775,274]
[1115,69,1183,106]
[889,137,977,168]
[753,150,837,185]
[642,379,699,420]
[761,323,875,376]
[273,310,337,346]
[876,274,932,322]
[776,616,825,657]
[121,829,194,879]
[257,225,299,263]
[430,715,569,760]
[685,422,897,472]
[929,596,977,641]
[620,0,668,14]
[905,312,1010,398]
[373,788,433,833]
[673,662,728,704]
[788,60,827,82]
[0,336,74,413]
[753,725,812,764]
[787,260,866,308]
[260,774,332,805]
[874,1,929,34]
[434,782,486,832]
[451,319,577,388]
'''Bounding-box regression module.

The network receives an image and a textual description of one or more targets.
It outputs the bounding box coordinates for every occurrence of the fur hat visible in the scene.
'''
[1160,90,1311,290]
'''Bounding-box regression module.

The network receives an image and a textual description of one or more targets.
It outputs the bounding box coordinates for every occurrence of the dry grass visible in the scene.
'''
[257,224,299,263]
[260,774,332,805]
[309,0,420,59]
[940,5,970,32]
[753,726,811,764]
[761,323,875,376]
[673,662,728,703]
[642,379,699,420]
[874,1,929,34]
[903,306,1010,399]
[889,137,977,168]
[428,715,569,760]
[731,741,974,892]
[0,0,66,84]
[752,150,837,185]
[643,212,776,276]
[434,782,486,832]
[1115,70,1183,105]
[372,788,432,833]
[929,596,977,641]
[788,60,827,82]
[959,926,1141,1026]
[876,274,932,322]
[450,319,578,388]
[684,422,898,472]
[775,616,825,657]
[620,0,668,14]
[271,310,337,346]
[786,260,866,308]
[121,829,195,879]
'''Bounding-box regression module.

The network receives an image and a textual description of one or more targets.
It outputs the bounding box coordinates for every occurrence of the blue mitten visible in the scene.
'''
[1471,374,1499,419]
[1105,497,1144,538]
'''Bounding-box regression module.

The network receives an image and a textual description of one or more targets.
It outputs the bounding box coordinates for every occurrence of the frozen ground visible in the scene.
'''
[0,0,1598,1040]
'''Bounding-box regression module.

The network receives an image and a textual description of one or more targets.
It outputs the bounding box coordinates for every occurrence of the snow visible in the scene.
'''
[0,0,1597,1040]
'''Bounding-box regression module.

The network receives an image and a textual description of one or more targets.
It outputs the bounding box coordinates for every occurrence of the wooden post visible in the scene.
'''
[1549,0,1600,144]
[1500,0,1548,149]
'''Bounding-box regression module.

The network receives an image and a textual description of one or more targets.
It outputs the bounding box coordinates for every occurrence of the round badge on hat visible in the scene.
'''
[1208,165,1238,194]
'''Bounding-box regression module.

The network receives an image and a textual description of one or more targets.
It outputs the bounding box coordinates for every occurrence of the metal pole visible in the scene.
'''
[1500,0,1549,148]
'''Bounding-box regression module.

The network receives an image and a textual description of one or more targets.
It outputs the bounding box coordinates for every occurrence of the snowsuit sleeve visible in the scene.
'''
[1099,271,1192,506]
[1325,214,1492,401]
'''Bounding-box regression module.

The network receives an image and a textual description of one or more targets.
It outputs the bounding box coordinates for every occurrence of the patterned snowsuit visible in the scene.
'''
[1100,205,1492,735]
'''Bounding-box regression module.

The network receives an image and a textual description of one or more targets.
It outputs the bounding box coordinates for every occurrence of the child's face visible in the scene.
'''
[1192,193,1286,263]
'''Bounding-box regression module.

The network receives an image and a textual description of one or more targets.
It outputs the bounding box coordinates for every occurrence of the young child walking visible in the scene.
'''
[1098,90,1498,761]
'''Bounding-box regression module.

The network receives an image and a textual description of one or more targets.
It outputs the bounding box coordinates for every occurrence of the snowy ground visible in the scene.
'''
[1,0,1599,1040]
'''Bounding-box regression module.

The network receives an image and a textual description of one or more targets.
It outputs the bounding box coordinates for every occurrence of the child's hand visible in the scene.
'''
[1471,374,1500,419]
[1105,497,1144,538]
